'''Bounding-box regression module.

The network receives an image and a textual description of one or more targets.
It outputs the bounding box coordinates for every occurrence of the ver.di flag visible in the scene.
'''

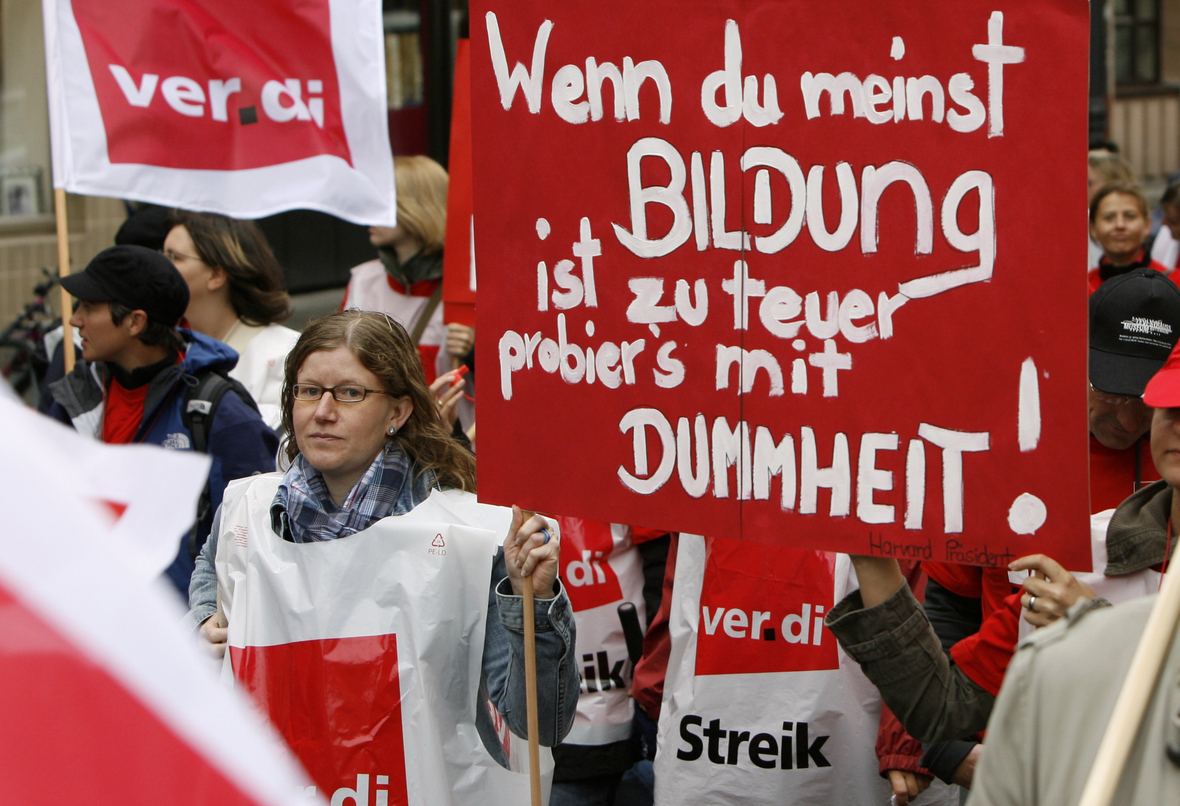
[0,389,314,804]
[41,0,396,225]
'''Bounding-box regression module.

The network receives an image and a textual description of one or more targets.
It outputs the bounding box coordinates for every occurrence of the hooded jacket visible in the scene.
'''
[44,329,278,593]
[1104,478,1174,574]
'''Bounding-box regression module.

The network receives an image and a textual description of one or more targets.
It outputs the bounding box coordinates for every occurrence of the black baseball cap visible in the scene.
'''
[1090,267,1180,396]
[60,245,190,327]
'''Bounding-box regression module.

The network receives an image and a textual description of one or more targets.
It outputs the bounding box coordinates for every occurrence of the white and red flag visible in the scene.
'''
[41,0,395,224]
[0,389,315,804]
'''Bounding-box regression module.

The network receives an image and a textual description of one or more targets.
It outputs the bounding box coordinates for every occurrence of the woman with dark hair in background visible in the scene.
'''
[163,211,300,429]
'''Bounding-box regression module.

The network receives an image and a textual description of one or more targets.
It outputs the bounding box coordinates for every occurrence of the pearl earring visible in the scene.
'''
[388,426,397,436]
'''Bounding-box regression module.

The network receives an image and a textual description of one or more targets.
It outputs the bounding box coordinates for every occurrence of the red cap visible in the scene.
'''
[1143,341,1180,407]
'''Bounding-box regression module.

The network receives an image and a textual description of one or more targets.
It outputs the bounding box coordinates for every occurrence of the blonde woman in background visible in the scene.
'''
[342,155,473,434]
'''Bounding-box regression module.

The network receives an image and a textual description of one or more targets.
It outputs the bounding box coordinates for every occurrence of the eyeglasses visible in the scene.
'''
[162,247,202,264]
[292,383,389,403]
[1089,383,1140,407]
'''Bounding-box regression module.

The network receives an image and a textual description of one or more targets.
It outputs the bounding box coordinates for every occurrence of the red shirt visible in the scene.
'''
[102,380,147,444]
[1089,434,1159,513]
[948,590,1024,696]
[922,562,1015,623]
[100,353,184,444]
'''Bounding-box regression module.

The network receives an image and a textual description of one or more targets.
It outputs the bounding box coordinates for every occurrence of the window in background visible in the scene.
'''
[1,0,52,220]
[382,0,427,158]
[1114,0,1161,86]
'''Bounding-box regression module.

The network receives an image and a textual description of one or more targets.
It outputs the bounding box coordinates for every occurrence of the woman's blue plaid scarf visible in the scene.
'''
[271,442,435,543]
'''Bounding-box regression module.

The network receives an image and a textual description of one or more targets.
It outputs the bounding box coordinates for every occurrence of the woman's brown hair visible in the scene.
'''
[280,310,476,492]
[1089,181,1149,223]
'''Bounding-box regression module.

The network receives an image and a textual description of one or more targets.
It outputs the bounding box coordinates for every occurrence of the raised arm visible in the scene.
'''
[483,508,578,747]
[827,557,995,742]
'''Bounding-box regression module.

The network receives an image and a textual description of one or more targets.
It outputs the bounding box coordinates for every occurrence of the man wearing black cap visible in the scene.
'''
[1086,267,1180,508]
[43,245,277,595]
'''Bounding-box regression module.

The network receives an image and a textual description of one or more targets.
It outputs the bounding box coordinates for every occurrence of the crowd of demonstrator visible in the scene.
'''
[23,142,1180,806]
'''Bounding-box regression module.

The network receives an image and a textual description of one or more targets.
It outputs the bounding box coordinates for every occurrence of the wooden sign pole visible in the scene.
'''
[54,188,75,373]
[521,573,542,806]
[520,508,543,806]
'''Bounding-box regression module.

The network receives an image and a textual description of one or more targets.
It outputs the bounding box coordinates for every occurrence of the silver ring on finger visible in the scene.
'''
[1027,595,1037,613]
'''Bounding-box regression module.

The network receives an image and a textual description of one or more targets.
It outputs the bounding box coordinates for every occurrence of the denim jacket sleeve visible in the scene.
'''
[483,547,579,747]
[825,582,995,743]
[184,505,221,632]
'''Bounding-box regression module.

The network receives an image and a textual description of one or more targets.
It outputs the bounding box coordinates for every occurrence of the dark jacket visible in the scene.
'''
[45,329,278,594]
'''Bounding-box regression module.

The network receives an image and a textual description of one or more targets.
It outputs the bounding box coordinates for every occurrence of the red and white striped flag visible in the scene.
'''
[0,390,315,804]
[41,0,395,225]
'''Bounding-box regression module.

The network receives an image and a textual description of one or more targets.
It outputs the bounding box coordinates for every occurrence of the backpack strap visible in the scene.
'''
[183,371,260,452]
[183,371,262,559]
[409,282,444,346]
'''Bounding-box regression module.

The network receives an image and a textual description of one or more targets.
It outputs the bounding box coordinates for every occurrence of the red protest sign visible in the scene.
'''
[471,0,1091,568]
[0,394,313,806]
[0,583,262,805]
[444,39,477,328]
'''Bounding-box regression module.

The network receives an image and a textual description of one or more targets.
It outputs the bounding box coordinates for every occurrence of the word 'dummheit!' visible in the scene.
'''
[70,0,351,170]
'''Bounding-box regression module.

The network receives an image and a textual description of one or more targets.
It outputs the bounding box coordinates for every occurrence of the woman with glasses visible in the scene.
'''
[186,310,577,783]
[163,211,299,429]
